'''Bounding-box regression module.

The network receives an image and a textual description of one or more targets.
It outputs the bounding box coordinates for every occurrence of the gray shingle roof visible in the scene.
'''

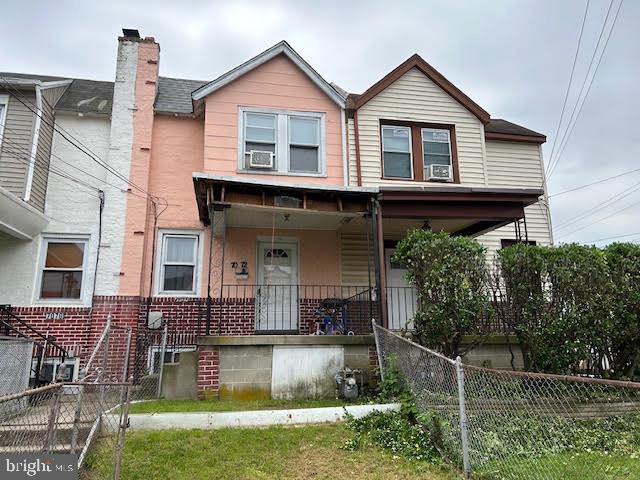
[155,77,206,114]
[56,79,113,116]
[485,119,545,139]
[0,72,67,83]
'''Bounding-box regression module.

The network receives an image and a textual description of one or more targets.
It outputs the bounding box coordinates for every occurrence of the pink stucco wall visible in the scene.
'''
[119,40,160,296]
[203,54,345,185]
[122,51,345,297]
[221,227,340,287]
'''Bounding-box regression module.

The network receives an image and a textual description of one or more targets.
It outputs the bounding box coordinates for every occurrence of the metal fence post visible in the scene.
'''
[70,385,84,454]
[112,382,132,480]
[156,322,168,399]
[43,386,62,452]
[371,319,384,382]
[455,356,471,478]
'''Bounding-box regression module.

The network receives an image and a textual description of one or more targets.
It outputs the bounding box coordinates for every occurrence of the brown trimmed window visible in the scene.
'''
[380,121,459,182]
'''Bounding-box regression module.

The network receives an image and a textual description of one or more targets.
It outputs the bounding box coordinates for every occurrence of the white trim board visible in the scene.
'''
[192,41,346,108]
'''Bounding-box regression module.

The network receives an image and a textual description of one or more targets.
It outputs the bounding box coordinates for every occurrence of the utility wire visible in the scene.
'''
[555,179,640,230]
[547,0,625,179]
[545,0,590,175]
[0,77,162,202]
[558,195,640,238]
[583,230,640,243]
[549,165,640,198]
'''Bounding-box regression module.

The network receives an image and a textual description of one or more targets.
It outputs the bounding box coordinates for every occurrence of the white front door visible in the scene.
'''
[385,248,417,330]
[257,242,299,331]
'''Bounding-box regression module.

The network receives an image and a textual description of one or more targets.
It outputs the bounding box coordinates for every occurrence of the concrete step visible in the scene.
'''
[0,422,93,447]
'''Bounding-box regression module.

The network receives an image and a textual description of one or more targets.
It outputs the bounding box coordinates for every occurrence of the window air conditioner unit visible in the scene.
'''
[428,164,453,181]
[249,150,274,169]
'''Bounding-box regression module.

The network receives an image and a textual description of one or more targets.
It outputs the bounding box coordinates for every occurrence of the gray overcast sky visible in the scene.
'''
[1,0,638,245]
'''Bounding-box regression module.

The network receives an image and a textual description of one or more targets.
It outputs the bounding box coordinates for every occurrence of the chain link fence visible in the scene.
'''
[0,336,33,396]
[0,381,131,479]
[373,321,640,479]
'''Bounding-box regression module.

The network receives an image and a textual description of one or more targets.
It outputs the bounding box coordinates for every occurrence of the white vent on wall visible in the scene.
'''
[249,150,274,169]
[427,164,453,181]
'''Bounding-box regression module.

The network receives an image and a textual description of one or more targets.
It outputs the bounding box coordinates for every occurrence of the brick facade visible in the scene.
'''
[196,346,219,399]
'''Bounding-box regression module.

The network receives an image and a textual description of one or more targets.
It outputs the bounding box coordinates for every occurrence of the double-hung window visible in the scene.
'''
[380,121,457,182]
[244,112,277,169]
[158,232,200,295]
[288,116,320,173]
[38,238,87,300]
[422,128,452,176]
[240,108,324,175]
[381,126,412,179]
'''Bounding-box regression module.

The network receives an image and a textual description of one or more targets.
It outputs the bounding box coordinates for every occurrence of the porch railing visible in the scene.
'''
[219,284,376,334]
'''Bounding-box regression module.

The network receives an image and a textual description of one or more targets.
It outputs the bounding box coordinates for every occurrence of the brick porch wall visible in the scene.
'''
[196,346,219,399]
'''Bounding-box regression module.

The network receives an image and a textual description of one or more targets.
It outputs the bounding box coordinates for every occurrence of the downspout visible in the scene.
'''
[340,109,349,186]
[23,84,42,202]
[353,110,363,187]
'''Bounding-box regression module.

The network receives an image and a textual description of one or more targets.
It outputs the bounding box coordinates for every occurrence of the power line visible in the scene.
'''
[583,230,640,243]
[547,0,625,179]
[549,165,640,198]
[555,179,640,230]
[558,195,640,238]
[545,0,590,176]
[0,77,161,202]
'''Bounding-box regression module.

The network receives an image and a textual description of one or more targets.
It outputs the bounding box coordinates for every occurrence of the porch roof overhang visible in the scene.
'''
[193,173,377,225]
[379,185,544,237]
[0,186,49,240]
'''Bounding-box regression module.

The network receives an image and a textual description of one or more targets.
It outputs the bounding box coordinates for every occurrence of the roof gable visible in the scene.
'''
[191,41,345,107]
[348,54,490,124]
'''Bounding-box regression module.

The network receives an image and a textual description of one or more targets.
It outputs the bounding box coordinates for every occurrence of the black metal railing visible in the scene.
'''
[0,305,69,386]
[218,284,376,334]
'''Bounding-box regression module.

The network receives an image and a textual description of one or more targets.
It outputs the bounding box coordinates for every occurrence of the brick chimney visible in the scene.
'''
[99,29,160,296]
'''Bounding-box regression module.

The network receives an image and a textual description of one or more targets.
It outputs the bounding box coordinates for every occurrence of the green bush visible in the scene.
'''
[496,242,640,379]
[393,229,491,358]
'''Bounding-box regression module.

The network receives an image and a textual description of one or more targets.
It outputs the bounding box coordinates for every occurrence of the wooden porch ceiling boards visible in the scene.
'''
[194,177,373,225]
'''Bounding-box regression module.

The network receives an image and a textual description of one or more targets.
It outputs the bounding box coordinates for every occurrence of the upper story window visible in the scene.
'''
[239,107,325,176]
[380,121,458,183]
[422,128,452,179]
[157,230,202,296]
[37,237,88,300]
[382,126,412,179]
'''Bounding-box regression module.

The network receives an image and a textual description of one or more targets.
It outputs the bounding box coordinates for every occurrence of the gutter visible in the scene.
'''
[340,109,348,186]
[23,84,42,202]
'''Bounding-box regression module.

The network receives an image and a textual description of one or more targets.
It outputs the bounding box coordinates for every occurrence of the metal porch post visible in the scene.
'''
[371,198,388,328]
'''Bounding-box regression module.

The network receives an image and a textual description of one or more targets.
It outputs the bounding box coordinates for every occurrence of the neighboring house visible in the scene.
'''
[0,29,550,396]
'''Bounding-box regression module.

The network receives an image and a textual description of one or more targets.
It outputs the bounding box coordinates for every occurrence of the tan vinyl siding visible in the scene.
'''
[42,85,68,107]
[485,140,544,188]
[480,140,552,258]
[0,91,35,197]
[29,95,56,211]
[347,117,358,185]
[353,68,486,187]
[478,202,553,262]
[340,233,374,285]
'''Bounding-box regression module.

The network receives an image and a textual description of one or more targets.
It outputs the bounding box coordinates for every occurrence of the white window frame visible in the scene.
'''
[381,125,414,179]
[147,345,196,374]
[34,235,90,305]
[33,357,80,382]
[237,106,326,177]
[155,229,203,297]
[421,127,453,173]
[0,94,8,148]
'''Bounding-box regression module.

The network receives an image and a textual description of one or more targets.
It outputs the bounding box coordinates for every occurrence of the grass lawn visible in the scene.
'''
[478,451,640,480]
[82,424,457,480]
[128,397,372,414]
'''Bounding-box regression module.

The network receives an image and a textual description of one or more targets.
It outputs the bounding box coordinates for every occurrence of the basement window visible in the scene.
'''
[38,238,87,300]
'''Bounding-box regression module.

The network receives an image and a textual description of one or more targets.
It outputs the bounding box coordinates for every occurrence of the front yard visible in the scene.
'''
[83,424,456,480]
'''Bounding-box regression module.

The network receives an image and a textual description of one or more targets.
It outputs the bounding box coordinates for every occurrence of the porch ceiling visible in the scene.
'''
[225,204,361,230]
